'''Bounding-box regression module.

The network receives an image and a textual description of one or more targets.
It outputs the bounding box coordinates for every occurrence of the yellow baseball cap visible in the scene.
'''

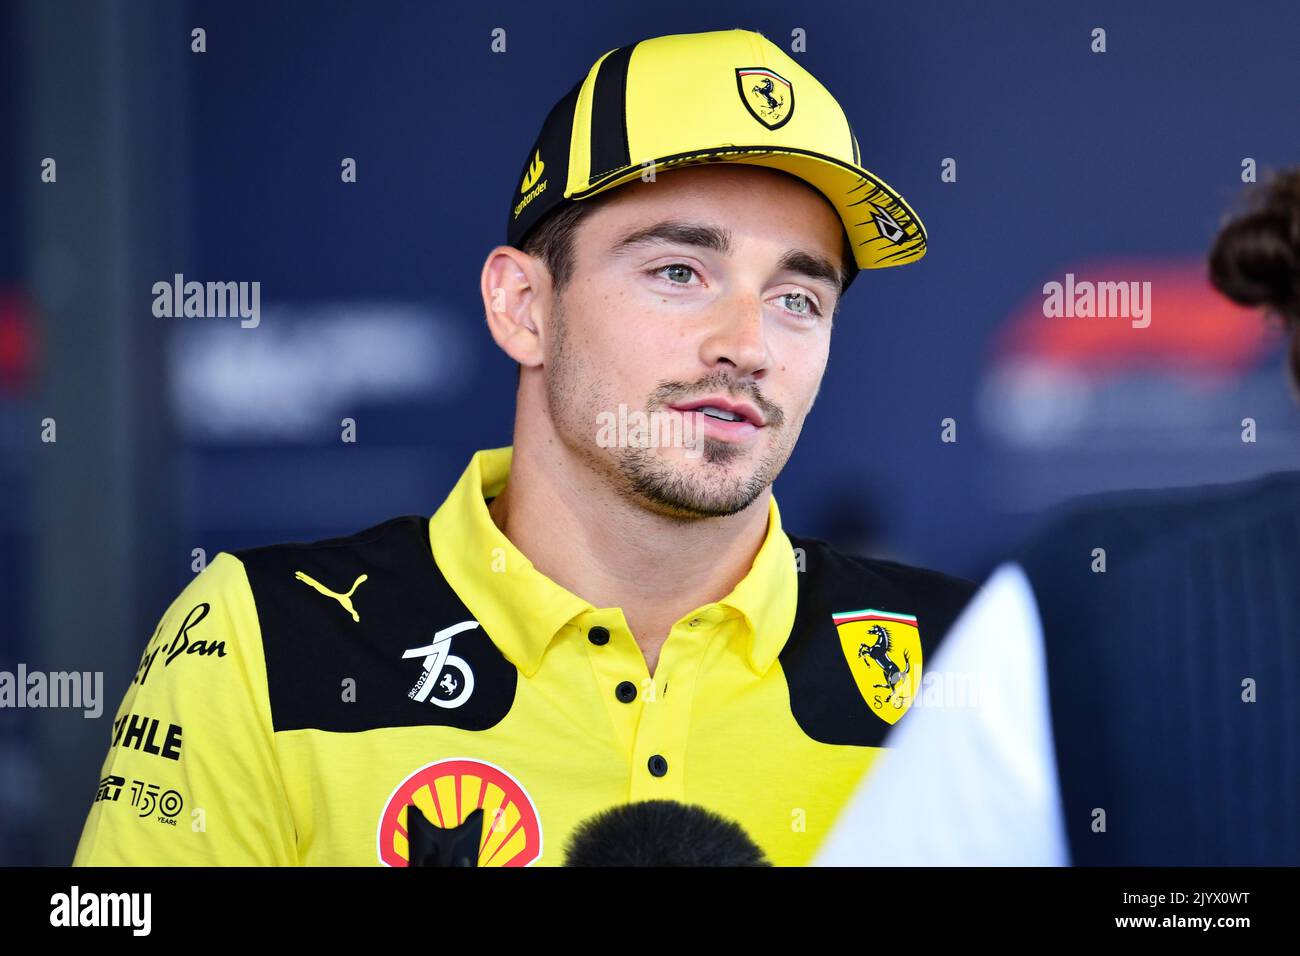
[506,28,927,290]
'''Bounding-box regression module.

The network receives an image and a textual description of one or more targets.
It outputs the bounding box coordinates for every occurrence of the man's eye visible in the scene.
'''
[781,291,822,317]
[649,263,699,284]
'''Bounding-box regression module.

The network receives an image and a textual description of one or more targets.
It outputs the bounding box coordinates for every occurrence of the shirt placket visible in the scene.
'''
[581,606,727,802]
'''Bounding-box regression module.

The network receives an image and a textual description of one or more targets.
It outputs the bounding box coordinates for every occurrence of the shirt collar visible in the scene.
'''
[428,446,797,679]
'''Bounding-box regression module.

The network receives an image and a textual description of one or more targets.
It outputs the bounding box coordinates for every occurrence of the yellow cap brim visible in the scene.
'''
[570,146,927,270]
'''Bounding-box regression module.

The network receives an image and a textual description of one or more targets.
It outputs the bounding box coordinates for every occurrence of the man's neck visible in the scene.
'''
[487,439,771,676]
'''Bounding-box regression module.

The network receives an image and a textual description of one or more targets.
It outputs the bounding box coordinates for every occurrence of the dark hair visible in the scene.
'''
[520,199,598,295]
[515,200,598,382]
[1208,168,1300,386]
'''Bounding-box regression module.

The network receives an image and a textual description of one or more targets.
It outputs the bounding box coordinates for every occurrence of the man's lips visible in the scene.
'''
[667,396,766,428]
[670,407,760,442]
[665,397,769,444]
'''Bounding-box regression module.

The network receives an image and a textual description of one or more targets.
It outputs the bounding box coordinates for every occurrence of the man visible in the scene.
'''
[74,28,973,867]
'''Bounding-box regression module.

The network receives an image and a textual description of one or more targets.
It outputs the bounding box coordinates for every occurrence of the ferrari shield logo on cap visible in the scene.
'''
[833,608,923,725]
[735,67,794,129]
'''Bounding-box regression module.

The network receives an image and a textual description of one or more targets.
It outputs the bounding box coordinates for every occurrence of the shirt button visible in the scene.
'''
[615,680,638,703]
[647,754,668,777]
[588,626,610,646]
[688,618,701,627]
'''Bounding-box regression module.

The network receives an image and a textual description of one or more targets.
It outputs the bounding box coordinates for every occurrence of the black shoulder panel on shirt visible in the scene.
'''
[780,533,977,747]
[234,516,517,734]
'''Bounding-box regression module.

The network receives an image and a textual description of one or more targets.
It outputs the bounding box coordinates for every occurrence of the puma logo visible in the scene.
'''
[294,571,368,622]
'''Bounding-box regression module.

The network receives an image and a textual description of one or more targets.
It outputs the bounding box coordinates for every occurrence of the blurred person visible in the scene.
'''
[73,29,974,866]
[815,168,1300,866]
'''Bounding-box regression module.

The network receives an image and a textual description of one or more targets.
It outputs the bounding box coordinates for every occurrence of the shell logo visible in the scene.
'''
[376,758,543,867]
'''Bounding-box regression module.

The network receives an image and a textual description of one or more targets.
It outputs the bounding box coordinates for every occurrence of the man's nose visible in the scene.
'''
[699,290,770,376]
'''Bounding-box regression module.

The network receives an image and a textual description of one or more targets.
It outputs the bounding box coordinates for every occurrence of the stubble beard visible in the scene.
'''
[545,297,793,521]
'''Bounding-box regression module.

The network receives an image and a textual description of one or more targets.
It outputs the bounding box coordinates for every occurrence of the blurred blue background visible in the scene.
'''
[2,0,1299,864]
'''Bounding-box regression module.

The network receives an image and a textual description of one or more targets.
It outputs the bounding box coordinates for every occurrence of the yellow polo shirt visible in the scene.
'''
[74,446,974,866]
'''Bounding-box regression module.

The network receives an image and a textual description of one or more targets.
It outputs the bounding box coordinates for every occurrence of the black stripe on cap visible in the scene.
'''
[588,44,635,180]
[505,79,583,250]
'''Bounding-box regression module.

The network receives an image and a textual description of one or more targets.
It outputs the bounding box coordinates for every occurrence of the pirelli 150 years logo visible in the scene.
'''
[377,758,543,866]
[833,608,923,725]
[95,774,185,826]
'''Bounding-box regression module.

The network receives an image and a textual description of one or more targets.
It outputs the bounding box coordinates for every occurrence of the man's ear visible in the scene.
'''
[481,246,550,368]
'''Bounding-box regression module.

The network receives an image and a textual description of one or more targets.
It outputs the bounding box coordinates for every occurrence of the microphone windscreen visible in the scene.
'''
[563,799,772,866]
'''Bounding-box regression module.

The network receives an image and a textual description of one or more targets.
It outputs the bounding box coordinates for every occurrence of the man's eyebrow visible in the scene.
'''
[608,220,733,257]
[775,249,843,298]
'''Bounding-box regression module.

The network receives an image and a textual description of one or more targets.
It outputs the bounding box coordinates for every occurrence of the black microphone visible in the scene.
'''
[563,800,772,866]
[406,805,484,867]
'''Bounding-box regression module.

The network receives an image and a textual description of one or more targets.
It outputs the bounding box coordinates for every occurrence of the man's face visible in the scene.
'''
[542,163,845,520]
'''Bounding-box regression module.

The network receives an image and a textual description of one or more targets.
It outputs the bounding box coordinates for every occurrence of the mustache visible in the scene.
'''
[647,378,784,428]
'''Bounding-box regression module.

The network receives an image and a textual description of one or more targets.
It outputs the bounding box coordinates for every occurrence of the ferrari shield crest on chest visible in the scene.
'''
[833,609,924,725]
[735,67,794,129]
